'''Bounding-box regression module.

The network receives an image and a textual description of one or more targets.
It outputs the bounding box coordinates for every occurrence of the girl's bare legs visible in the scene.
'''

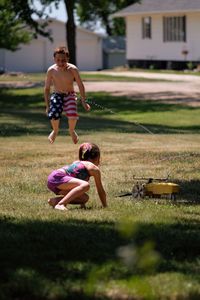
[55,179,90,210]
[68,118,78,144]
[48,119,60,143]
[70,193,89,209]
[48,196,63,207]
[48,193,89,208]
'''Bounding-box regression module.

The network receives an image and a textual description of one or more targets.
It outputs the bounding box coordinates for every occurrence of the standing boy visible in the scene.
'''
[44,46,90,144]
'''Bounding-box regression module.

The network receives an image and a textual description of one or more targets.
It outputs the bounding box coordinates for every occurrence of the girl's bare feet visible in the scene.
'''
[55,204,68,211]
[48,197,61,208]
[48,130,57,144]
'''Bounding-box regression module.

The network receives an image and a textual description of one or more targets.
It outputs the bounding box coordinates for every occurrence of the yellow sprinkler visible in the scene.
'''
[132,177,180,200]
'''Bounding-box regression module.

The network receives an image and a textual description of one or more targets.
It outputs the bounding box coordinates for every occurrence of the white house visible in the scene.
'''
[113,0,200,69]
[0,19,103,72]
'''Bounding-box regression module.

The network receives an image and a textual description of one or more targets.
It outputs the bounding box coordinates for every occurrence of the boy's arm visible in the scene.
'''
[89,166,107,207]
[44,70,52,114]
[71,67,90,111]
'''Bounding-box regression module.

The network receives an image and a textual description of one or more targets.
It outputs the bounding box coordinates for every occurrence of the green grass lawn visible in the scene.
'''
[0,81,200,299]
[0,72,171,83]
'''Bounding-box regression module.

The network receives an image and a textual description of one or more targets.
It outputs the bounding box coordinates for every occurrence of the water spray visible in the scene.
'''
[79,97,199,180]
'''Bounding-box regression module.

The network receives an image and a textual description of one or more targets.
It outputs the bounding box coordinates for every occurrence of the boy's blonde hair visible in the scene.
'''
[53,46,69,58]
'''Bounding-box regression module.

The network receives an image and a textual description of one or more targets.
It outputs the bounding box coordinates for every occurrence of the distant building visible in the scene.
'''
[103,36,126,69]
[0,19,103,72]
[113,0,200,69]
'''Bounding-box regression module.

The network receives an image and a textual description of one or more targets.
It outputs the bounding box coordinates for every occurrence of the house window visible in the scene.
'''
[163,16,186,42]
[142,17,151,39]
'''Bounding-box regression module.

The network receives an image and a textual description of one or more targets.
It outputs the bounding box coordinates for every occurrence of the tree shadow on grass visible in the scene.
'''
[87,92,200,113]
[0,89,200,136]
[1,111,200,137]
[177,179,200,203]
[0,88,43,109]
[0,111,147,137]
[134,221,200,275]
[77,115,200,134]
[0,217,123,299]
[0,216,200,299]
[0,88,199,113]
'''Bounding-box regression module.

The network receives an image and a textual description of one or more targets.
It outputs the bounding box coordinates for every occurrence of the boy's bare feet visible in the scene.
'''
[48,130,57,144]
[55,204,68,211]
[70,131,79,144]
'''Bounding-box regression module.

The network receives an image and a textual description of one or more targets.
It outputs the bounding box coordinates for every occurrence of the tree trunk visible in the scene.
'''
[64,0,76,65]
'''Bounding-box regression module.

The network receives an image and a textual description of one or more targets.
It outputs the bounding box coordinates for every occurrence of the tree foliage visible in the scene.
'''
[0,3,31,51]
[76,0,140,36]
[0,0,51,51]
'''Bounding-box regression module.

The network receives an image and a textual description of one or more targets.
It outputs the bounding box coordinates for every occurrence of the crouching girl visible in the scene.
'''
[47,143,107,210]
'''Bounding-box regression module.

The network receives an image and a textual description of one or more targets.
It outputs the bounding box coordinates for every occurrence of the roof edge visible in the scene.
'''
[112,9,200,18]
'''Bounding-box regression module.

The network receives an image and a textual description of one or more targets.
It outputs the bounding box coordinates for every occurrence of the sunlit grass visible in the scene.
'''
[1,133,200,299]
[0,133,200,299]
[0,72,171,84]
[0,82,200,299]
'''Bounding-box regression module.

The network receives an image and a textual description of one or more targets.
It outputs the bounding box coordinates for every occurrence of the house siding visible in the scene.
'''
[76,30,102,71]
[3,40,47,73]
[126,12,200,68]
[187,13,200,61]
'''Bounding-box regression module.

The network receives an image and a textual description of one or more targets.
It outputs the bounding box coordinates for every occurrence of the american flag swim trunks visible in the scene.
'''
[63,92,79,120]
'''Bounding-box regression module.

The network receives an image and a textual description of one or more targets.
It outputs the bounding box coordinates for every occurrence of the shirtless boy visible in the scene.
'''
[44,46,90,144]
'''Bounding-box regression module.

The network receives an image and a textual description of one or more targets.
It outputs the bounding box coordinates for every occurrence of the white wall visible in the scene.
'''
[126,12,200,61]
[45,20,67,68]
[187,13,200,61]
[76,29,102,70]
[3,40,45,72]
[0,20,103,72]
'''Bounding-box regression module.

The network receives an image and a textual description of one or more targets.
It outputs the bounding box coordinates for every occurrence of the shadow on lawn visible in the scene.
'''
[0,216,200,299]
[178,179,200,203]
[0,89,200,136]
[0,88,199,114]
[0,218,123,299]
[1,111,200,137]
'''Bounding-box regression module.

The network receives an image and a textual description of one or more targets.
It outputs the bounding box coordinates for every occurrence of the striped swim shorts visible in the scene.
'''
[63,92,79,120]
[48,92,79,120]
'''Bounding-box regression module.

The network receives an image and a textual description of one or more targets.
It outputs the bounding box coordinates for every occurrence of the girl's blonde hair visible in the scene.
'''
[79,143,100,161]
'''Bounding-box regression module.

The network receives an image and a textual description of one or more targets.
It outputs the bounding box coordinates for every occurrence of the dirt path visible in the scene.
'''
[1,71,199,107]
[83,80,200,107]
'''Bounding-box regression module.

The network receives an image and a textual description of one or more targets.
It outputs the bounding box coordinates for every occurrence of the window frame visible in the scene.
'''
[142,16,152,39]
[163,15,186,42]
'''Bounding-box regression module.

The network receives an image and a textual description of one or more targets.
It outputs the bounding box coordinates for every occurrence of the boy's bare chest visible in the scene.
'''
[52,69,74,83]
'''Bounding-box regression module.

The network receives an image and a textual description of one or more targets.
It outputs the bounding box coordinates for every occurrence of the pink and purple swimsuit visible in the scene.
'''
[47,161,90,194]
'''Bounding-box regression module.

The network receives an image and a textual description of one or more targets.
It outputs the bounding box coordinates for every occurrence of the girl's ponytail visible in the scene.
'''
[79,143,100,161]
